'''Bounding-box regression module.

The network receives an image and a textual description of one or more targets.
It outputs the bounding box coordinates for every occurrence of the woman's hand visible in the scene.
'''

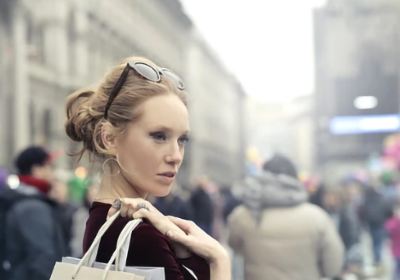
[165,217,231,280]
[164,217,226,262]
[107,198,191,258]
[107,198,231,279]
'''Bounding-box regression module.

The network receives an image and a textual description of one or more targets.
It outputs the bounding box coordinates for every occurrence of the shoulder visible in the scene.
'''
[298,202,330,217]
[134,220,165,235]
[293,203,334,225]
[127,220,191,273]
[299,203,339,233]
[129,221,209,278]
[11,196,53,215]
[131,221,170,248]
[228,205,254,227]
[229,205,248,218]
[7,197,56,234]
[128,220,175,262]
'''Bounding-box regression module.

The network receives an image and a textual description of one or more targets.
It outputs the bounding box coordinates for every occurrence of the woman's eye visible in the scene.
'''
[150,132,167,141]
[178,135,189,145]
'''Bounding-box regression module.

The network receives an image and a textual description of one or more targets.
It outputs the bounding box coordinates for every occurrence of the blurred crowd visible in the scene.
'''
[2,145,400,280]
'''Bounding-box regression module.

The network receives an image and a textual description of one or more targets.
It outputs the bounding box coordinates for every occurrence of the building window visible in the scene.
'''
[43,109,52,144]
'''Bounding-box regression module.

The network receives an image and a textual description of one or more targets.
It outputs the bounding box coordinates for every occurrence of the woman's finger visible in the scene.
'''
[166,229,191,246]
[167,216,196,233]
[107,204,118,218]
[132,208,179,234]
[127,206,135,218]
[132,207,154,220]
[107,198,122,218]
[120,204,130,217]
[133,207,167,229]
[107,198,157,219]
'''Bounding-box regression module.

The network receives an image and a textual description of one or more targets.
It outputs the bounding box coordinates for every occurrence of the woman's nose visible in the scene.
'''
[166,143,183,164]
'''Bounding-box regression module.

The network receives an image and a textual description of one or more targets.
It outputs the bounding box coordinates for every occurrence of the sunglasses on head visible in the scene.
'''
[103,61,185,119]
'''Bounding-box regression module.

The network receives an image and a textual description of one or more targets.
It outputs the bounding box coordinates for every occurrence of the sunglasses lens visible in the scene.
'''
[130,62,160,82]
[162,69,185,90]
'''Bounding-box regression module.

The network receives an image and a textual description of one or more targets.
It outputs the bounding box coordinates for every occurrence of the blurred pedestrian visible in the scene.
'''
[69,181,99,257]
[380,171,400,216]
[228,154,344,280]
[360,183,390,266]
[309,182,326,208]
[190,177,214,235]
[322,189,360,250]
[0,167,9,190]
[322,188,362,277]
[0,146,66,280]
[48,178,78,256]
[385,202,400,280]
[220,184,240,224]
[154,189,194,220]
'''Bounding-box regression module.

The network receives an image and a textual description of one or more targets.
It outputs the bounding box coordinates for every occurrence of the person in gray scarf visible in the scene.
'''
[228,154,344,280]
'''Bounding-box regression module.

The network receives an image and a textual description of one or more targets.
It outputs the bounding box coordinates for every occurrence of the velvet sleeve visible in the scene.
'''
[177,254,210,280]
[128,221,210,280]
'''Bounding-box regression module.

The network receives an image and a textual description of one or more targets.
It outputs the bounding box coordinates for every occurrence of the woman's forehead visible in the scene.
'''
[133,94,189,130]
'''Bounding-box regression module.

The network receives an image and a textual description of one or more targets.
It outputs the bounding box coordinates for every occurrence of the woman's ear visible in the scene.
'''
[101,122,117,155]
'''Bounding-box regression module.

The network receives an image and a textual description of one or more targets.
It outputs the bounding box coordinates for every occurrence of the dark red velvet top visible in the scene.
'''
[83,202,210,280]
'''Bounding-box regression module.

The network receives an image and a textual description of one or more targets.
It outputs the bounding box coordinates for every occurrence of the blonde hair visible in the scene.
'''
[65,56,187,160]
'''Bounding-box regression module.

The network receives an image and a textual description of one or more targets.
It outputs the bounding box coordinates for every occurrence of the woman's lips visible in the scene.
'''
[157,172,176,184]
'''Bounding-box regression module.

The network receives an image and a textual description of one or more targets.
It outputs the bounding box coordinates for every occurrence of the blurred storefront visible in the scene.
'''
[314,0,400,179]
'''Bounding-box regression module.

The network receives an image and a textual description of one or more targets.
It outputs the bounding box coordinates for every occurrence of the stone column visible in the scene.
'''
[42,0,69,81]
[12,4,29,152]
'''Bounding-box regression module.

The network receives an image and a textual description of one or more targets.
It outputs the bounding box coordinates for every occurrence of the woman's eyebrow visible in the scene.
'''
[150,125,190,134]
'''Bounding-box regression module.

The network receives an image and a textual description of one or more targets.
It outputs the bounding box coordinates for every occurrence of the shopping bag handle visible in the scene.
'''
[72,210,143,280]
[102,218,142,279]
[115,218,142,271]
[72,210,120,278]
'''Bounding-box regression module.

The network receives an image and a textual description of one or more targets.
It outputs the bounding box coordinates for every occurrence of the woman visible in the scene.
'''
[65,56,230,280]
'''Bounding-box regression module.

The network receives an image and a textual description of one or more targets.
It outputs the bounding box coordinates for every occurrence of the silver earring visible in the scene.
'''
[102,157,120,176]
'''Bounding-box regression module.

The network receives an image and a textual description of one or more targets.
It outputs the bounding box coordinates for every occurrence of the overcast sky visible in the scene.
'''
[180,0,327,103]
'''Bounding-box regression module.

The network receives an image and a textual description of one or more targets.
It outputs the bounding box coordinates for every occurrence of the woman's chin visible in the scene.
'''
[151,186,173,197]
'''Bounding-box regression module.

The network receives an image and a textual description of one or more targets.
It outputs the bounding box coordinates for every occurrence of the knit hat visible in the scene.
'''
[262,154,298,179]
[15,146,51,175]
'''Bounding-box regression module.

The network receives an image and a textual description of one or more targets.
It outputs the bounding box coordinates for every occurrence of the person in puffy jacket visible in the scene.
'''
[228,154,344,280]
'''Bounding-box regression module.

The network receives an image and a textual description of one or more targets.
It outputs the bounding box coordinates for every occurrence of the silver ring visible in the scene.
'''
[112,199,122,210]
[137,202,150,211]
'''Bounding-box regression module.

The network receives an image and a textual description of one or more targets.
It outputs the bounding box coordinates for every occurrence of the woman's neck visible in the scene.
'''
[95,173,147,203]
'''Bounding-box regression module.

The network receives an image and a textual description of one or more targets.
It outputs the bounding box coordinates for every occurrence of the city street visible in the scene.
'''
[225,230,396,280]
[358,231,393,280]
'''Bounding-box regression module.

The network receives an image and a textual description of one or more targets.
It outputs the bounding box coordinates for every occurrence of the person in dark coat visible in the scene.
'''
[360,184,390,265]
[190,180,214,235]
[2,146,66,280]
[154,191,193,220]
[220,184,240,223]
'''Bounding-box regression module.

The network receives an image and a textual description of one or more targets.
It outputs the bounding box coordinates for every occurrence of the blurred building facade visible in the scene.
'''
[185,32,246,185]
[245,95,314,175]
[0,0,14,167]
[314,0,400,178]
[0,0,245,186]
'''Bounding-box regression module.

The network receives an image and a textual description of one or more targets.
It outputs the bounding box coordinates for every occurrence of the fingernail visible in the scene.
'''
[166,230,174,238]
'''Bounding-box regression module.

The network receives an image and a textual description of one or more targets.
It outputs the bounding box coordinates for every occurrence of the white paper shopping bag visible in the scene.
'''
[50,211,165,280]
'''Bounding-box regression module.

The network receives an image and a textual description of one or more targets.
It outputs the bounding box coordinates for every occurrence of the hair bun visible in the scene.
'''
[65,89,96,143]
